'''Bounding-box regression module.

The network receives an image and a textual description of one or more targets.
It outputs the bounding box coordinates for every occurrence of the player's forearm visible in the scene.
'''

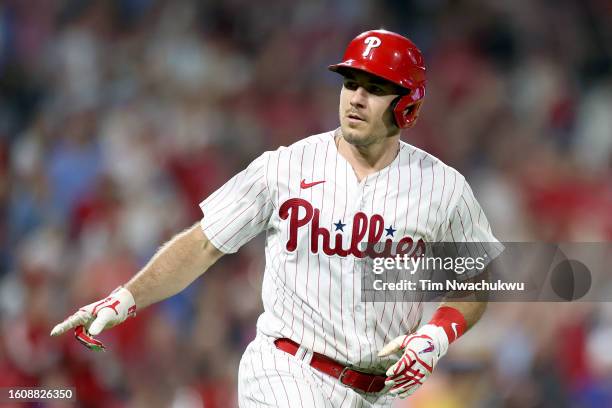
[436,267,491,332]
[124,222,224,309]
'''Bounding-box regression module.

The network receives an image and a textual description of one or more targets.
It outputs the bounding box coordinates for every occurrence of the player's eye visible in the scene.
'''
[344,80,358,90]
[367,85,385,95]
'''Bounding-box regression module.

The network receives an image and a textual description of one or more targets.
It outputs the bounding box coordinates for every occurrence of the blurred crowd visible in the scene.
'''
[0,0,611,406]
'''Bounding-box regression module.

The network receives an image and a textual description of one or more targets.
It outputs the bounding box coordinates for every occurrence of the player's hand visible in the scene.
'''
[50,286,136,351]
[377,324,449,398]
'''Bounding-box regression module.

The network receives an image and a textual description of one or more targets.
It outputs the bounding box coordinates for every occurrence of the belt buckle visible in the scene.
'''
[338,366,352,386]
[339,366,382,393]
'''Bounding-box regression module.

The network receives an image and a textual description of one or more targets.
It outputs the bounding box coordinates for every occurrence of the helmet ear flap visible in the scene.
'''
[392,85,425,128]
[390,95,402,112]
[389,96,405,128]
[393,97,423,129]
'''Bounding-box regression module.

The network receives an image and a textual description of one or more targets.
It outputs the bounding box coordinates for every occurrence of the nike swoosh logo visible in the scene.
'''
[300,179,326,189]
[451,322,459,339]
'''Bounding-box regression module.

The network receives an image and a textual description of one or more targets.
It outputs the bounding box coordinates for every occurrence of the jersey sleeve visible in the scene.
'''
[441,180,499,243]
[199,151,274,254]
[437,179,504,278]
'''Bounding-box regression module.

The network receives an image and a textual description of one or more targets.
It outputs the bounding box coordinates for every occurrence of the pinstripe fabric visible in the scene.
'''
[200,130,500,405]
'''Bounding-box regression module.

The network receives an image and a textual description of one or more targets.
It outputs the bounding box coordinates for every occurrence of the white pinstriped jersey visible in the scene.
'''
[200,130,499,373]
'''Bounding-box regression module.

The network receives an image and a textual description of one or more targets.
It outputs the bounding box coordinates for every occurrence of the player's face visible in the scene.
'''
[339,70,404,147]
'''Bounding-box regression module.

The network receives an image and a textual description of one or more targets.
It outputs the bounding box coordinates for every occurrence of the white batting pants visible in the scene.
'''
[238,333,394,408]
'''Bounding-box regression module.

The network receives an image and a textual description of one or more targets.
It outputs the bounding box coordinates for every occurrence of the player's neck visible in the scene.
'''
[336,132,400,182]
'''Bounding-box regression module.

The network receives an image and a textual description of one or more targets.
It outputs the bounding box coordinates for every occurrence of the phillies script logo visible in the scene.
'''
[279,198,425,258]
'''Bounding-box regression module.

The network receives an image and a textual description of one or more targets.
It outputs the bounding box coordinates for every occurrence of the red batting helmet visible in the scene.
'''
[329,29,426,129]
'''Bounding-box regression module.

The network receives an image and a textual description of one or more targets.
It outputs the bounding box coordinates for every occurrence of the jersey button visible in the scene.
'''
[355,304,363,312]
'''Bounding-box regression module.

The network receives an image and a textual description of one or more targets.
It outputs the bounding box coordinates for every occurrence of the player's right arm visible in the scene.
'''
[52,149,274,350]
[125,222,223,309]
[50,223,223,349]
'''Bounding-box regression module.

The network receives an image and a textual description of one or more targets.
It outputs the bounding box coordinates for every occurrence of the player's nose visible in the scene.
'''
[350,86,368,108]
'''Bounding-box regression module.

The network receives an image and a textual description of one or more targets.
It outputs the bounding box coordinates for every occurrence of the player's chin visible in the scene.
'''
[341,123,368,141]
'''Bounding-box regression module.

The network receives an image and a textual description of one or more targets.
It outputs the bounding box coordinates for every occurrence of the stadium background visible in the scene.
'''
[1,0,611,406]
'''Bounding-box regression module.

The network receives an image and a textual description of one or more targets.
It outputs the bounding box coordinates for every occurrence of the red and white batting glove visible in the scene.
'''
[378,306,466,398]
[50,287,136,351]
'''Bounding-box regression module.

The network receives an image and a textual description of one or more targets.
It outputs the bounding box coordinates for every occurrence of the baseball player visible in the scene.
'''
[51,29,500,407]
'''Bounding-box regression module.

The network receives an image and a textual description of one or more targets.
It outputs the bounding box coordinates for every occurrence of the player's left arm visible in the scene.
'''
[378,176,503,398]
[379,177,499,398]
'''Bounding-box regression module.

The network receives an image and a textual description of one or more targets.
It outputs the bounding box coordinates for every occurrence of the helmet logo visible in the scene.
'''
[362,36,382,57]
